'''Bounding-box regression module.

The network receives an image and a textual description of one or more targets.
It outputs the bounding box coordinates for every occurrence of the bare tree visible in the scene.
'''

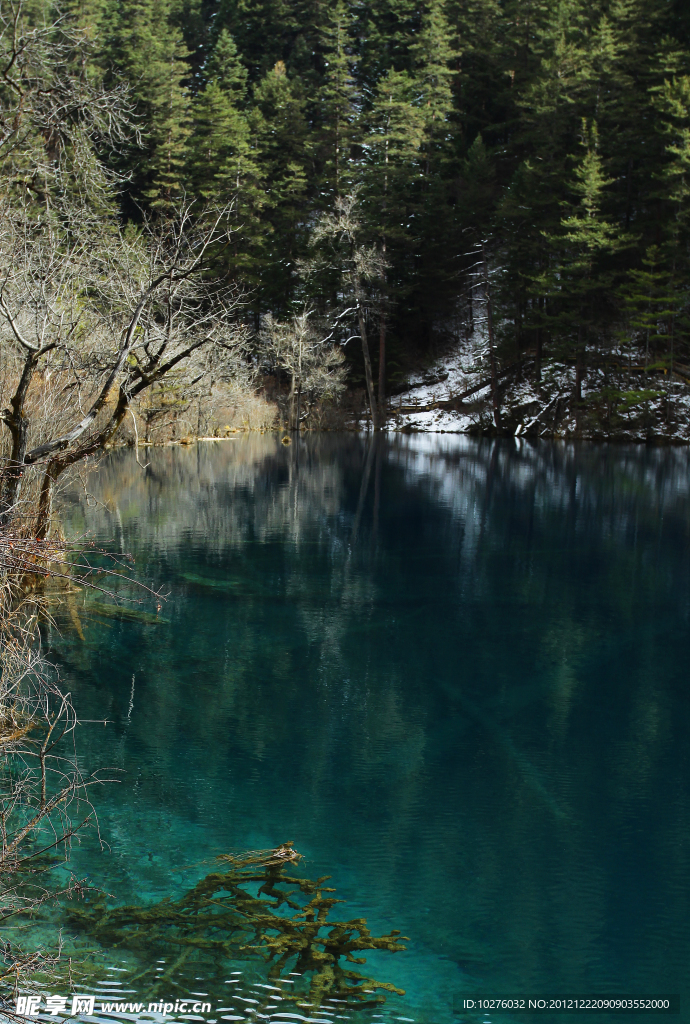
[260,310,346,430]
[304,191,387,430]
[0,539,122,995]
[0,198,249,536]
[0,0,131,176]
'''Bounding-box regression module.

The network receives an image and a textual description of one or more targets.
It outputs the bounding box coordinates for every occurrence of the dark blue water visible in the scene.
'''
[47,436,690,1024]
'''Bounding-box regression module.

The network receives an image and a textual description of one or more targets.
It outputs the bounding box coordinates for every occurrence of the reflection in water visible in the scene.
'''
[45,436,690,1024]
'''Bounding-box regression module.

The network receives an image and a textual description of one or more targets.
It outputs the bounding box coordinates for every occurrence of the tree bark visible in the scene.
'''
[481,242,502,432]
[356,282,378,430]
[0,350,39,525]
[24,271,172,467]
[35,388,130,539]
[535,295,544,382]
[378,301,387,425]
[288,371,296,431]
[574,325,584,403]
[295,338,302,431]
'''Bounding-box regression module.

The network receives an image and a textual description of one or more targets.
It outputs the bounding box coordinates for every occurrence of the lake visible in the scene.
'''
[45,435,690,1024]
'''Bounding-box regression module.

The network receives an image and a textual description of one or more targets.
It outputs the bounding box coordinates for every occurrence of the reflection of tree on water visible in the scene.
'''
[68,843,406,1012]
[56,437,690,1003]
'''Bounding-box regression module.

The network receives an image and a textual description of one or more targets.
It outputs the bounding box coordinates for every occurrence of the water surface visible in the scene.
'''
[48,436,690,1023]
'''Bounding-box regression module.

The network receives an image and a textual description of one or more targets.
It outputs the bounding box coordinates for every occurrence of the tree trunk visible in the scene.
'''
[0,350,39,526]
[295,340,302,431]
[378,302,387,425]
[481,243,502,432]
[35,457,64,540]
[535,295,544,382]
[356,283,378,430]
[288,371,296,431]
[35,388,130,539]
[574,326,584,404]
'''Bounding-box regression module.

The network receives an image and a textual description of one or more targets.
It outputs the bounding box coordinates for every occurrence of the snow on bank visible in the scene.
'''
[382,339,690,441]
[385,346,485,433]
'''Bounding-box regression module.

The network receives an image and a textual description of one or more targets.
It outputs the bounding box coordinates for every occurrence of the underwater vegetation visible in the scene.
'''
[83,601,169,626]
[66,844,407,1011]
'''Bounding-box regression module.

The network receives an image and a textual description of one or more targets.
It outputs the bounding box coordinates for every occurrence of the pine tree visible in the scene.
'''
[409,0,457,178]
[619,246,687,375]
[657,76,690,243]
[406,0,460,340]
[317,0,359,198]
[362,70,425,406]
[214,0,322,87]
[353,0,419,89]
[188,30,263,281]
[68,0,690,378]
[188,28,253,204]
[538,120,629,398]
[111,0,192,209]
[252,60,310,311]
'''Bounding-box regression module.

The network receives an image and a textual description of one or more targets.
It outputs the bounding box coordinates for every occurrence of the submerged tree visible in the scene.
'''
[67,843,407,1010]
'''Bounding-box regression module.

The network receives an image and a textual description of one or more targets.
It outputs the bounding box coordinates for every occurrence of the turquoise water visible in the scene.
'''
[47,436,690,1024]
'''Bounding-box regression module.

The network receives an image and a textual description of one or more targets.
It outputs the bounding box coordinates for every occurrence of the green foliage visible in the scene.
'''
[41,0,690,386]
[316,0,359,197]
[618,245,687,367]
[529,120,631,375]
[252,62,310,308]
[109,0,192,208]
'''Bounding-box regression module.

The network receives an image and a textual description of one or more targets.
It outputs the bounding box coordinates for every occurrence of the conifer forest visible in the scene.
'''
[2,0,690,447]
[84,0,690,439]
[54,0,690,439]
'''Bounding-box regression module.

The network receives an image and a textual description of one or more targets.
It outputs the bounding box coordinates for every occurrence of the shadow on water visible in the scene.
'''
[37,436,690,1024]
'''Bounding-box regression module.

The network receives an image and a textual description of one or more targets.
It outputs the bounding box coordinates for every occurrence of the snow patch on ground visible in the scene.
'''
[380,332,690,440]
[386,343,489,432]
[387,407,477,433]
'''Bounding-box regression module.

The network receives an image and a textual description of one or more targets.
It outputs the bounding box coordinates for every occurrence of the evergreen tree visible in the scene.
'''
[352,0,419,89]
[362,70,425,401]
[187,28,253,205]
[619,246,683,372]
[657,76,690,244]
[188,30,263,282]
[32,0,690,385]
[406,0,460,341]
[410,0,457,179]
[110,0,192,209]
[537,120,629,398]
[253,61,310,311]
[317,0,359,197]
